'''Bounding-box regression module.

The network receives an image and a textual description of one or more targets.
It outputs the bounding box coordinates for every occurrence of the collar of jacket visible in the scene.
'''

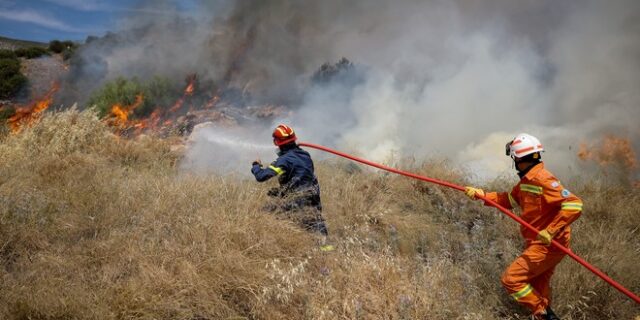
[277,143,298,156]
[519,162,544,180]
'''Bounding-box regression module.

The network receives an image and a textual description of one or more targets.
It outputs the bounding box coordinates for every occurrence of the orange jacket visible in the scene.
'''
[484,163,583,243]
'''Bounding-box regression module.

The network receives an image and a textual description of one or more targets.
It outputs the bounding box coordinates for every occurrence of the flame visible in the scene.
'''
[184,74,196,96]
[169,98,184,113]
[107,94,144,128]
[131,109,163,134]
[205,95,220,109]
[578,135,637,169]
[110,104,128,126]
[8,82,60,133]
[170,74,198,113]
[185,82,195,96]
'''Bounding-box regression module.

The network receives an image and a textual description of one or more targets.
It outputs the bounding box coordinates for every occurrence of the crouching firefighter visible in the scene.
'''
[251,124,329,238]
[464,133,583,320]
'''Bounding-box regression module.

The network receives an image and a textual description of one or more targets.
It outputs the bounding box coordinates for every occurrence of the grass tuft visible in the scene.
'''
[1,110,638,319]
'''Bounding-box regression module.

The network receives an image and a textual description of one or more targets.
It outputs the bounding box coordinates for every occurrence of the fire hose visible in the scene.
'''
[298,142,640,305]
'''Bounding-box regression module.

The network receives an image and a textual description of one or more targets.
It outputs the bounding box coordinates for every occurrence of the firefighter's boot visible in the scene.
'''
[540,307,560,320]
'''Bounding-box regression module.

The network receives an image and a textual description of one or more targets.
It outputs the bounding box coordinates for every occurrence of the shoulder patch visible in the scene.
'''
[551,181,560,188]
[561,189,571,198]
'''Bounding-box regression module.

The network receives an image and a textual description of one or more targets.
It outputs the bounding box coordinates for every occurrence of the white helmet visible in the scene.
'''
[506,133,544,158]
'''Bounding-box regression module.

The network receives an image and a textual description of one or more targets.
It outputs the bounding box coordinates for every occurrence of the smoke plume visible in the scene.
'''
[67,0,640,179]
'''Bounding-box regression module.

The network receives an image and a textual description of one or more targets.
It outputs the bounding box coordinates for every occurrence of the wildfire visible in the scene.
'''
[108,94,144,128]
[185,82,195,96]
[8,82,60,133]
[170,74,198,113]
[169,97,184,113]
[130,109,162,134]
[205,95,220,109]
[578,135,638,169]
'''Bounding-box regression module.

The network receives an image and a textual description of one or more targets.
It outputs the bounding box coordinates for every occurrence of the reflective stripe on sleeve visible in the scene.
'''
[511,284,533,301]
[520,184,543,195]
[508,193,518,209]
[561,202,583,211]
[268,165,284,176]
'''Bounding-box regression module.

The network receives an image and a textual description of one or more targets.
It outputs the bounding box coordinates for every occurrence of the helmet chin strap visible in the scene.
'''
[513,153,541,177]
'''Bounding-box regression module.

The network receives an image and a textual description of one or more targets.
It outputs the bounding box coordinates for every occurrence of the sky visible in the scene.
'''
[0,0,198,43]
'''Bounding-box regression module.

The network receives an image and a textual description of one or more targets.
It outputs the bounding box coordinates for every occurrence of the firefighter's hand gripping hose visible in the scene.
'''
[298,142,640,305]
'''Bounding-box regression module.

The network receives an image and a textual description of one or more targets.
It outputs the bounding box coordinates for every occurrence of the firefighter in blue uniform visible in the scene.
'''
[251,124,328,236]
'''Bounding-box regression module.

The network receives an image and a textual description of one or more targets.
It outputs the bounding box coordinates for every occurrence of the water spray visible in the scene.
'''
[204,133,273,150]
[299,141,640,305]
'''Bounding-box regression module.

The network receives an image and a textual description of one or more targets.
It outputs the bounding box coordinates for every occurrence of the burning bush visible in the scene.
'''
[88,76,179,118]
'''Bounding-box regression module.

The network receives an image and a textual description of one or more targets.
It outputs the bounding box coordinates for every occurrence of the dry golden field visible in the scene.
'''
[1,110,638,319]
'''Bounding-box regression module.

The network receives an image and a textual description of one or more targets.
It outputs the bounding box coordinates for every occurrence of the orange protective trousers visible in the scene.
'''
[501,241,567,315]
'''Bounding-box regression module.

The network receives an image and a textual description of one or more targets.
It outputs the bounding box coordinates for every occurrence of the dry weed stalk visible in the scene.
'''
[0,110,638,319]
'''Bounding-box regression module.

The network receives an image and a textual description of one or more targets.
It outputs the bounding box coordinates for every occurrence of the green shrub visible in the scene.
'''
[88,77,146,117]
[88,76,180,118]
[61,48,75,61]
[48,40,64,53]
[14,46,49,59]
[62,40,76,49]
[49,40,77,54]
[0,58,27,99]
[0,49,17,59]
[138,76,180,116]
[0,58,21,77]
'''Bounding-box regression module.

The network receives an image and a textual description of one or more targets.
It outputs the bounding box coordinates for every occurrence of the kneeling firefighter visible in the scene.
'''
[465,133,583,320]
[251,124,329,237]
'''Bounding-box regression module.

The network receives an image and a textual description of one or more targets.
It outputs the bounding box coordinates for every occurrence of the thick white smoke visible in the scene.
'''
[74,0,640,180]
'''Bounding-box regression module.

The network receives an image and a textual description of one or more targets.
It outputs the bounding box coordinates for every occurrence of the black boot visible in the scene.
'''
[542,307,560,320]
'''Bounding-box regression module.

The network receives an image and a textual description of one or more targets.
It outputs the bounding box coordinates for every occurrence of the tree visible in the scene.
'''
[49,40,65,53]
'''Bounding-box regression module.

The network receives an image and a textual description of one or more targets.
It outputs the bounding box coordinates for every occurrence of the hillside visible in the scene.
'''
[0,35,47,50]
[0,110,638,319]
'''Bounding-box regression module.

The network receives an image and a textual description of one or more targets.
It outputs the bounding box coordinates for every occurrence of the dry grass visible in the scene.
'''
[0,110,638,319]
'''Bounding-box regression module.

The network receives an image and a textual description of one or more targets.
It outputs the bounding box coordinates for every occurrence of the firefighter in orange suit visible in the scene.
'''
[465,133,583,320]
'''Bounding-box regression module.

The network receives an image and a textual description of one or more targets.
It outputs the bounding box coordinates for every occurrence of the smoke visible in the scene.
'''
[180,123,275,173]
[67,0,640,179]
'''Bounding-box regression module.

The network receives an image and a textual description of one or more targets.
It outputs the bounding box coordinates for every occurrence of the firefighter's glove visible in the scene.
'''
[464,186,485,200]
[537,229,555,246]
[252,160,262,167]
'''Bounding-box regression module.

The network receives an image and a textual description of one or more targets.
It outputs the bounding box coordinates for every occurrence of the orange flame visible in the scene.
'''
[578,135,637,169]
[170,74,197,113]
[205,95,220,109]
[184,74,196,96]
[130,109,163,135]
[8,82,60,133]
[169,98,184,113]
[108,94,144,128]
[185,82,195,96]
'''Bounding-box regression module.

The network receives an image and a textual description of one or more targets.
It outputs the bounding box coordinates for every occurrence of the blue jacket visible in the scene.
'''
[251,145,321,201]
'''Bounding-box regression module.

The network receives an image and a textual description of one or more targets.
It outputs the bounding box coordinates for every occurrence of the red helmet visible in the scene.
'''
[272,124,297,146]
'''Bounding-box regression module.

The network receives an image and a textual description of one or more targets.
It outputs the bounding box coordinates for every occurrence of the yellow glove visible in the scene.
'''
[537,229,555,246]
[464,186,485,200]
